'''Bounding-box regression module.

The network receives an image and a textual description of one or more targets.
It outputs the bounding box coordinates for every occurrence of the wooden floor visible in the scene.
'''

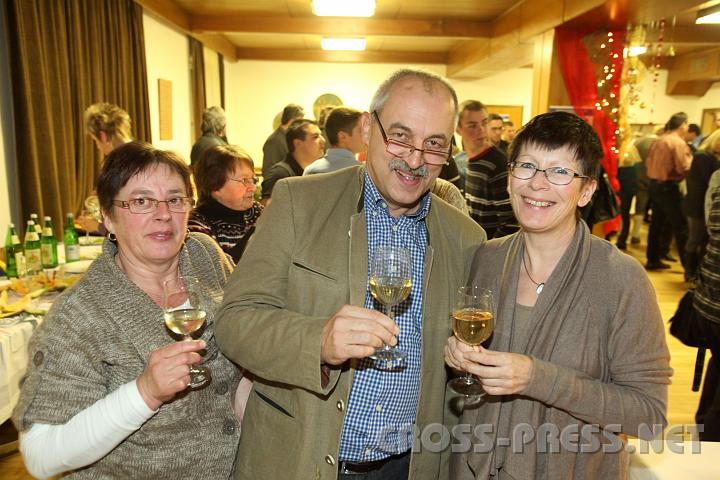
[0,232,703,478]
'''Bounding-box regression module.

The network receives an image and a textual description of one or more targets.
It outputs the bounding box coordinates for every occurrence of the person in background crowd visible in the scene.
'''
[79,102,134,233]
[645,112,692,275]
[687,123,703,151]
[317,104,335,153]
[458,100,517,238]
[190,106,228,167]
[616,142,642,250]
[447,111,671,479]
[684,129,720,281]
[694,180,720,441]
[85,102,133,156]
[215,68,484,480]
[487,113,506,153]
[13,142,245,479]
[304,106,363,175]
[189,144,264,263]
[260,118,325,205]
[262,103,304,179]
[501,119,516,144]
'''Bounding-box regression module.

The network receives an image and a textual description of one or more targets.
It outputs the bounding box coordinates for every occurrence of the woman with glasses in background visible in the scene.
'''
[189,145,264,263]
[13,142,245,479]
[445,112,671,479]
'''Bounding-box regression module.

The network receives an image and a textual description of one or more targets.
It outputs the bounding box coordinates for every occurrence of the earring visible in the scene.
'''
[108,232,117,241]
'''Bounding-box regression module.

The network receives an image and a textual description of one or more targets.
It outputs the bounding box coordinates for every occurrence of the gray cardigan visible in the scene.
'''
[13,233,240,479]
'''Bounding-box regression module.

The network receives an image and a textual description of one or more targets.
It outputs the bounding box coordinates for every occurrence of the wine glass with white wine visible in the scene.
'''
[369,245,412,370]
[448,286,494,397]
[163,275,211,388]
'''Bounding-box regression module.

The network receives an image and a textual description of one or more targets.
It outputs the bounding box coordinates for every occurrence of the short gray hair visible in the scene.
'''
[369,68,458,119]
[201,106,226,135]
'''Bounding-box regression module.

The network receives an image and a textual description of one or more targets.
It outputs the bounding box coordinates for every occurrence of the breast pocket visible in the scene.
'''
[287,260,345,315]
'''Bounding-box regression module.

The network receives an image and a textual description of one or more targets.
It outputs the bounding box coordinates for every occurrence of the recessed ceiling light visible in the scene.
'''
[321,37,367,51]
[312,0,376,17]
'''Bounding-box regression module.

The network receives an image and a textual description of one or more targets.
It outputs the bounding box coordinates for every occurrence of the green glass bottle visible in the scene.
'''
[30,213,42,235]
[24,220,42,274]
[41,216,59,269]
[64,213,81,263]
[4,223,18,278]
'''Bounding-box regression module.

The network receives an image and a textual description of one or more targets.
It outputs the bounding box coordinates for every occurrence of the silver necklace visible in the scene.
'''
[522,253,545,294]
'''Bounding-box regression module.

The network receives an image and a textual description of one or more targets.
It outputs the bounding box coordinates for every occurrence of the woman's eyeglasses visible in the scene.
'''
[113,197,195,214]
[508,160,589,186]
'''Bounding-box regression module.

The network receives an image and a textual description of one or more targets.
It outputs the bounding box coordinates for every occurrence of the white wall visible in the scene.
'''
[224,61,534,165]
[142,12,193,162]
[627,68,718,127]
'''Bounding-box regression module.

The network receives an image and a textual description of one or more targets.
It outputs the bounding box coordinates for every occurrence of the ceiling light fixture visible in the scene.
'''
[321,37,367,51]
[696,5,720,24]
[312,0,376,17]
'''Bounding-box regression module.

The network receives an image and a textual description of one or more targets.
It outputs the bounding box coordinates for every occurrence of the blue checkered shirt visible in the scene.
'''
[338,172,430,461]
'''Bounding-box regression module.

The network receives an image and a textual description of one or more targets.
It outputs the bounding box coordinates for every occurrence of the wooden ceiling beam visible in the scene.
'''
[234,48,448,64]
[193,33,238,61]
[191,16,490,38]
[135,0,237,61]
[135,0,190,31]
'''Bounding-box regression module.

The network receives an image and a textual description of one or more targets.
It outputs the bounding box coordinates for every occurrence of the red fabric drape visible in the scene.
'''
[555,26,625,234]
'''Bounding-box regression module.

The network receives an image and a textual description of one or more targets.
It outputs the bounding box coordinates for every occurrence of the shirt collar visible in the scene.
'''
[363,171,431,222]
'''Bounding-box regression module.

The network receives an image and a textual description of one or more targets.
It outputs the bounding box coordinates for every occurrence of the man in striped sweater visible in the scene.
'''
[457,100,518,238]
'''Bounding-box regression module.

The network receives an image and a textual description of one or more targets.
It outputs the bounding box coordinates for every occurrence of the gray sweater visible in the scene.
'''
[13,233,240,479]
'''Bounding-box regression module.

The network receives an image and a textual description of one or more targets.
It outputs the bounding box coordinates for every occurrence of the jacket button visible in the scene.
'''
[336,400,344,411]
[324,454,336,466]
[222,420,236,435]
[215,381,229,395]
[33,351,44,366]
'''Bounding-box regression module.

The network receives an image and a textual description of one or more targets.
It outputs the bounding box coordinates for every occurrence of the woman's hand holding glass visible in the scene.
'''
[445,340,534,397]
[137,339,206,410]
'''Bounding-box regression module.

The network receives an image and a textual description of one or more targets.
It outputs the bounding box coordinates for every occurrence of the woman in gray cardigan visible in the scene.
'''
[13,142,244,478]
[445,112,672,479]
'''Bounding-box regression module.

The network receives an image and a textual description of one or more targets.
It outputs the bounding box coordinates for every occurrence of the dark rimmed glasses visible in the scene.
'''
[113,196,195,214]
[508,160,589,186]
[372,110,453,166]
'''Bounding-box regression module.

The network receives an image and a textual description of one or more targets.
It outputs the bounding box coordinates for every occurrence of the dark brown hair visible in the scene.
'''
[97,141,193,217]
[194,145,255,201]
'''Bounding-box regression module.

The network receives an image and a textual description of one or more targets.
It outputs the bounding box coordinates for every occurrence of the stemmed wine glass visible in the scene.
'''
[163,275,211,388]
[448,286,494,396]
[369,245,412,370]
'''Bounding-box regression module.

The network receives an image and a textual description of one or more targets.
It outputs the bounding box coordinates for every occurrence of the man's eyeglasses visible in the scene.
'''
[113,196,195,214]
[228,176,259,187]
[372,110,452,166]
[508,160,589,186]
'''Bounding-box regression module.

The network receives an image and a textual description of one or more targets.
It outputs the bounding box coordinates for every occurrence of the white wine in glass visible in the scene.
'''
[369,245,412,370]
[163,275,210,388]
[448,286,494,397]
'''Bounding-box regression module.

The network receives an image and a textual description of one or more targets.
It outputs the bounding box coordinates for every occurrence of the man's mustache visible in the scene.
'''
[388,158,428,177]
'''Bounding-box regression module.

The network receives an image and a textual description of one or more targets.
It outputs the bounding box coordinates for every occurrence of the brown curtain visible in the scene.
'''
[4,0,150,227]
[218,53,225,110]
[189,37,206,140]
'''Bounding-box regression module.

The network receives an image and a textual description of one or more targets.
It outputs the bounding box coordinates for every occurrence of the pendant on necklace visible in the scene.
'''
[536,283,545,295]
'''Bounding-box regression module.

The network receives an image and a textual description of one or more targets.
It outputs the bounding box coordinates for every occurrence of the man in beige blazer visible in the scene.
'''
[216,69,485,480]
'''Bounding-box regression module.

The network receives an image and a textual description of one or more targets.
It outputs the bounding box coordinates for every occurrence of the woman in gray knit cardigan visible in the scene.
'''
[446,112,672,479]
[13,142,246,478]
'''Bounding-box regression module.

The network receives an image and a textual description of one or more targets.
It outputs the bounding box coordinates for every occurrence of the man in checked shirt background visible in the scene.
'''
[216,68,484,480]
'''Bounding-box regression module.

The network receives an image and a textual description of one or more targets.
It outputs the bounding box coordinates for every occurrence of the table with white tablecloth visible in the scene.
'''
[0,314,42,424]
[629,437,720,479]
[0,240,102,425]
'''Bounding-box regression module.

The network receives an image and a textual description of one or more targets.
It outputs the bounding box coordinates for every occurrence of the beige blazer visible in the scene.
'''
[216,166,485,479]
